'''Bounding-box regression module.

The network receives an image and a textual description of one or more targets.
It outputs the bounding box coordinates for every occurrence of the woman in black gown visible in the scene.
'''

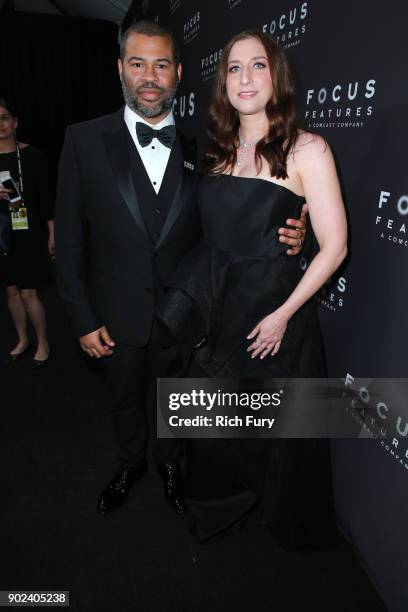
[158,31,347,547]
[0,97,54,366]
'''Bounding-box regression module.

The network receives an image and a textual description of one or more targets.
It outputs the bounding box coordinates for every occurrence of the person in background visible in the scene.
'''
[0,96,54,367]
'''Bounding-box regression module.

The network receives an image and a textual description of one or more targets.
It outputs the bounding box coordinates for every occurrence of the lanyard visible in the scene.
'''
[15,141,24,204]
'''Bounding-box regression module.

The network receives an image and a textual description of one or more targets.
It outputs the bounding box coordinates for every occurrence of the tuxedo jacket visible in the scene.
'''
[55,107,201,346]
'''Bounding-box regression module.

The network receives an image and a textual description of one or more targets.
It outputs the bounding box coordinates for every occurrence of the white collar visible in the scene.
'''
[124,105,175,131]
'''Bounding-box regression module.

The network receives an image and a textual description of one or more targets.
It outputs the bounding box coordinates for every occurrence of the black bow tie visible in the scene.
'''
[135,122,176,148]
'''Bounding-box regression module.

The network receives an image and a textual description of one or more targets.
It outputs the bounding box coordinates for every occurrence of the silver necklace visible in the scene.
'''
[236,130,261,167]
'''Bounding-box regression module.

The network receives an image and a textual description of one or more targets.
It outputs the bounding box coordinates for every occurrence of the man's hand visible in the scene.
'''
[79,326,115,358]
[278,203,308,255]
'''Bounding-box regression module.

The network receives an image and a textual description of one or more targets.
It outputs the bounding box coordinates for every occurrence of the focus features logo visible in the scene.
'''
[228,0,244,8]
[316,275,346,312]
[184,11,200,45]
[304,79,376,129]
[201,48,223,82]
[169,0,182,13]
[375,190,408,248]
[344,374,408,470]
[173,92,195,118]
[262,1,308,49]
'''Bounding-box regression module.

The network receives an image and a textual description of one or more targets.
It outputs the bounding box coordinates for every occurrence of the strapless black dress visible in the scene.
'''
[158,174,338,548]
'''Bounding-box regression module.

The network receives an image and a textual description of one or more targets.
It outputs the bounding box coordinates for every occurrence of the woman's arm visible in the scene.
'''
[280,133,347,316]
[248,133,347,358]
[47,219,55,257]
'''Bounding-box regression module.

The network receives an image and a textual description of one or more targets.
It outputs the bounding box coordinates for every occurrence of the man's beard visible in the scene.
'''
[121,73,178,119]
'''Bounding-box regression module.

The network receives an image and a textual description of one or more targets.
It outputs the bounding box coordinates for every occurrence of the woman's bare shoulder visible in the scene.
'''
[289,129,331,166]
[294,129,328,150]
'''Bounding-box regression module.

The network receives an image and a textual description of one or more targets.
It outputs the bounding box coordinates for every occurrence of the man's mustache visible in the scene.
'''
[136,83,166,94]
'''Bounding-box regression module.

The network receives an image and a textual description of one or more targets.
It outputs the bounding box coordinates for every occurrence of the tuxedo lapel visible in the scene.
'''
[155,131,197,250]
[102,109,150,244]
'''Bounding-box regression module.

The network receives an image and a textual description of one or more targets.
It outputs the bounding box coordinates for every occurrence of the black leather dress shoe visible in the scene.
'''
[97,462,147,515]
[158,463,186,515]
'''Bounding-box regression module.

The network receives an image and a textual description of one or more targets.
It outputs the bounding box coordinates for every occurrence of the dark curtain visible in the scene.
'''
[0,12,123,197]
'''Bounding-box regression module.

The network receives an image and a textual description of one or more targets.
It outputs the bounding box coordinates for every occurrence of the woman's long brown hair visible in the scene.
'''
[201,30,301,178]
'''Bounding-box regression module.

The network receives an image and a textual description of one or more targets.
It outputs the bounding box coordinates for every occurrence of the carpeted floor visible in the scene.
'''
[0,283,388,612]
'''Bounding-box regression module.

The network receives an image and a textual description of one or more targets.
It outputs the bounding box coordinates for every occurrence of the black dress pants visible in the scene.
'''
[101,321,182,469]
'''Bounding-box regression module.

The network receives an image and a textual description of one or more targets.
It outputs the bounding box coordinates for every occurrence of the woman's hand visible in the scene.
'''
[246,308,289,359]
[0,185,11,200]
[47,220,55,258]
[48,233,55,258]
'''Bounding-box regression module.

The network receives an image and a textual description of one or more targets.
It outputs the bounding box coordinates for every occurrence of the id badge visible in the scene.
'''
[10,205,29,231]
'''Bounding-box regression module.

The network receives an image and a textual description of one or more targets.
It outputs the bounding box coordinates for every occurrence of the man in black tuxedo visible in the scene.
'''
[55,21,306,516]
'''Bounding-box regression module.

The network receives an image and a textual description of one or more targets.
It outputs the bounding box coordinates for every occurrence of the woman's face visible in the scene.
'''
[0,106,17,141]
[226,37,273,117]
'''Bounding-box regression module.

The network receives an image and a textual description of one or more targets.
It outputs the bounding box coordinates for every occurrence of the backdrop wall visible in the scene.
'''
[127,1,408,610]
[0,11,122,191]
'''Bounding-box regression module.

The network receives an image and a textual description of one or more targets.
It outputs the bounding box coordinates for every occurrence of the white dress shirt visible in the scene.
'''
[124,105,175,194]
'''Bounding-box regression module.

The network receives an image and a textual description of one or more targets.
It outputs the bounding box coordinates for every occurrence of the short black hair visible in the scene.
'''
[0,96,17,117]
[120,20,181,65]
